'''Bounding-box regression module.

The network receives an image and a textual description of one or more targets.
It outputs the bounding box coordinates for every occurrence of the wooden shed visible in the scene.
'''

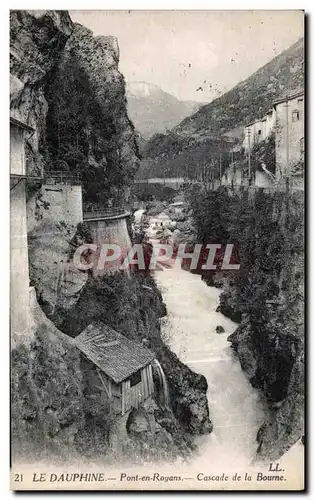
[74,322,155,415]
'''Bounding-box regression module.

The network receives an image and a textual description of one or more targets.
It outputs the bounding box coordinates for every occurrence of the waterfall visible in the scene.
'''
[134,208,146,224]
[152,359,170,409]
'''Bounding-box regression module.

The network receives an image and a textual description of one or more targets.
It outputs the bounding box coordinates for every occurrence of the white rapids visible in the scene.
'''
[134,208,146,224]
[155,266,267,469]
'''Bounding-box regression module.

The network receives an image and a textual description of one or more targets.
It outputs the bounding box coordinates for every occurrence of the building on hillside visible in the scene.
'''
[243,108,276,152]
[273,90,304,188]
[74,322,156,417]
[265,108,276,136]
[243,118,266,151]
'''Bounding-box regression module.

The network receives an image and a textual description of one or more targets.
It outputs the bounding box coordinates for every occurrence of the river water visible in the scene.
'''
[129,209,303,485]
[155,266,267,469]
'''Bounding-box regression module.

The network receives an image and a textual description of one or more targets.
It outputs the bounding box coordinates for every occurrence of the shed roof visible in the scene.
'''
[74,322,155,384]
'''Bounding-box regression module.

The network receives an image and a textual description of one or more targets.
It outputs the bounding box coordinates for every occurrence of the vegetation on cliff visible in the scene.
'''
[44,23,140,206]
[187,184,304,458]
[11,325,84,461]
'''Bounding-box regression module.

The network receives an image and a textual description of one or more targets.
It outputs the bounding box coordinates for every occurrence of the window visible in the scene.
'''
[300,137,304,154]
[130,370,142,387]
[258,130,262,135]
[292,109,300,122]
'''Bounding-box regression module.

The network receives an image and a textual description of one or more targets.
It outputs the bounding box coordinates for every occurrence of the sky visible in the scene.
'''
[70,10,304,103]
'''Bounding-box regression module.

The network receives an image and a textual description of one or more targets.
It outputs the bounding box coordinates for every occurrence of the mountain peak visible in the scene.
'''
[126,81,163,98]
[126,81,201,139]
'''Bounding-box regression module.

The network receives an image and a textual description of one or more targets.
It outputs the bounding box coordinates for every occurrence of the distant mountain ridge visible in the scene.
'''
[126,81,202,139]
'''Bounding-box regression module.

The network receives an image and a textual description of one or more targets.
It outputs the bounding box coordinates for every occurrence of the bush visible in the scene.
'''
[11,325,84,461]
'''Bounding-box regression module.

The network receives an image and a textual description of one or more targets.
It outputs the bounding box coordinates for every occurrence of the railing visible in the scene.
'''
[83,207,130,220]
[44,171,81,185]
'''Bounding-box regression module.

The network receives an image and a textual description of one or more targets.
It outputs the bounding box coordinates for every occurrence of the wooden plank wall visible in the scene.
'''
[121,365,154,415]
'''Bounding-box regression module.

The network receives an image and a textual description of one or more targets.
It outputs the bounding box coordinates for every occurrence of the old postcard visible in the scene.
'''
[10,9,304,491]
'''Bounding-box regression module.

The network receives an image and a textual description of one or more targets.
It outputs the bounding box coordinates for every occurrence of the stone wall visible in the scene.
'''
[27,182,83,228]
[86,216,132,274]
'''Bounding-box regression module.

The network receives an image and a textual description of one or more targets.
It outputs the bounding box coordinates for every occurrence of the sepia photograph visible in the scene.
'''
[9,8,304,491]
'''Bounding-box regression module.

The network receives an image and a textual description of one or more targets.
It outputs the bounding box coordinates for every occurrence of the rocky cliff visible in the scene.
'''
[225,192,304,460]
[10,10,74,175]
[10,11,140,205]
[11,11,211,462]
[44,22,139,205]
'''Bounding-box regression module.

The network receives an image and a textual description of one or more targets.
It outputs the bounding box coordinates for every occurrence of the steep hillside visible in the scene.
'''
[141,38,304,179]
[174,38,304,138]
[126,81,201,139]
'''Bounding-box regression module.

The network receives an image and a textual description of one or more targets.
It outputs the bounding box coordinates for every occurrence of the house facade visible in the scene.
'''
[273,91,304,185]
[243,109,276,152]
[239,89,304,189]
[243,117,267,151]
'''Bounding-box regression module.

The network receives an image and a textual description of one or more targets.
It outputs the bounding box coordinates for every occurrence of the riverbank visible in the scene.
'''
[185,184,304,460]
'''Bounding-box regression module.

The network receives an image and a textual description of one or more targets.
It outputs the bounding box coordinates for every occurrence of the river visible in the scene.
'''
[155,266,267,470]
[131,208,303,485]
[133,206,267,467]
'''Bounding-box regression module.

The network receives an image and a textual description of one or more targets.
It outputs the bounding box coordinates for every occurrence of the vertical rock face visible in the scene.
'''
[10,12,140,202]
[44,22,140,205]
[10,10,74,175]
[223,193,304,459]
